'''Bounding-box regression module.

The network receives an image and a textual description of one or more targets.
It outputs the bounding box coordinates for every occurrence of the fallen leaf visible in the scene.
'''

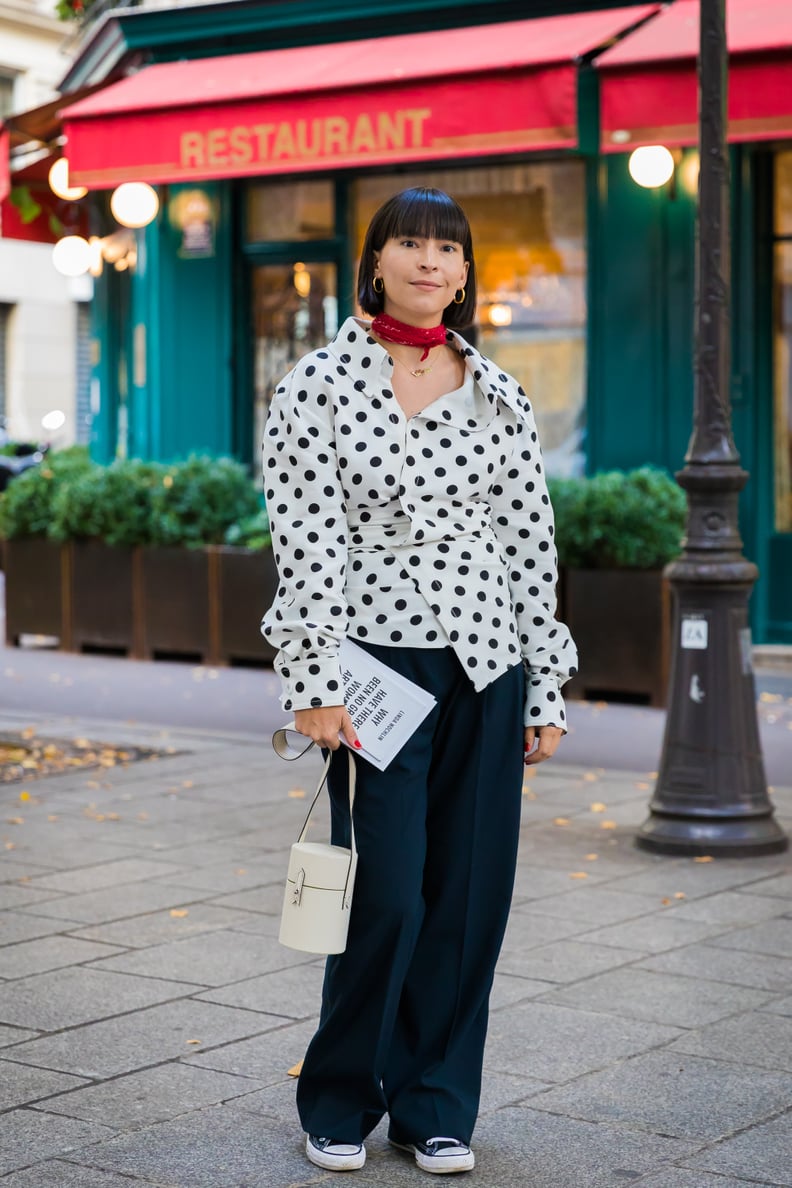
[760,692,782,703]
[569,871,589,879]
[182,780,193,789]
[553,817,570,826]
[287,1059,304,1078]
[186,1038,201,1045]
[235,868,248,876]
[137,812,149,821]
[6,817,24,826]
[661,897,671,906]
[19,791,31,802]
[600,821,617,830]
[590,802,607,813]
[585,853,599,861]
[693,855,714,863]
[288,789,307,799]
[21,728,36,740]
[4,842,15,849]
[170,909,189,918]
[674,892,686,899]
[47,814,59,822]
[635,782,650,791]
[583,772,599,783]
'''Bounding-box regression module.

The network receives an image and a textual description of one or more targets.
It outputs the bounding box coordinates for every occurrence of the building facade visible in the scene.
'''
[27,0,792,643]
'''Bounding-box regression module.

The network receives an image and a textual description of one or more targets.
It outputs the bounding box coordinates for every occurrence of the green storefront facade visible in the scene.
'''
[60,0,792,644]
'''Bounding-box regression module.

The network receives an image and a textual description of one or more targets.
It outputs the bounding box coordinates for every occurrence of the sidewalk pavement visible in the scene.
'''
[0,708,790,1188]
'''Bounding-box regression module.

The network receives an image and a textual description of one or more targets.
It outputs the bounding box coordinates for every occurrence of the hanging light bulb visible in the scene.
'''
[52,235,92,277]
[628,146,675,189]
[48,157,88,201]
[110,182,160,228]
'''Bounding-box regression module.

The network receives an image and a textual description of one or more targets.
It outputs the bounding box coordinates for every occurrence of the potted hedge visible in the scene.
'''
[216,508,277,664]
[49,459,165,656]
[549,467,686,706]
[140,455,260,663]
[0,447,93,646]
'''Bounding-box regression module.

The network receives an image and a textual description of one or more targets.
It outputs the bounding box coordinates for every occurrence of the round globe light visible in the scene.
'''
[42,410,67,432]
[628,145,675,189]
[110,182,160,228]
[52,235,92,277]
[48,157,87,201]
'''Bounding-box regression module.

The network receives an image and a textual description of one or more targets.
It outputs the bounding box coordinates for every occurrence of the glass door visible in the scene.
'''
[250,259,338,477]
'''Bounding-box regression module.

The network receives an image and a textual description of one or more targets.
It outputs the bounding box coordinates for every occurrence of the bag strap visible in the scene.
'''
[272,729,357,904]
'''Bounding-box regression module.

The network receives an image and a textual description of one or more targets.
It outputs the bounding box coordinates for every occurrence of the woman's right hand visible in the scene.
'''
[293,705,362,752]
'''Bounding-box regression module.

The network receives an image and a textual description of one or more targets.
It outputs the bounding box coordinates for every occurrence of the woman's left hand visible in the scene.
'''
[524,725,564,766]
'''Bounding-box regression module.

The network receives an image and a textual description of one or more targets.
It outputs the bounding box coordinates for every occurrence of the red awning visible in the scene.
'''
[598,0,792,150]
[60,8,657,188]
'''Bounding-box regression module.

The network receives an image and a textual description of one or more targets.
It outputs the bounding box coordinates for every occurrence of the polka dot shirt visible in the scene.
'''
[261,317,578,730]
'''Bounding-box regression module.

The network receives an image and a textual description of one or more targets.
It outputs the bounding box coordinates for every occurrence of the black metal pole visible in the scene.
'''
[636,0,788,856]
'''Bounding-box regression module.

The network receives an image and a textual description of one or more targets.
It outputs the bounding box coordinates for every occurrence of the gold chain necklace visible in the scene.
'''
[374,335,439,378]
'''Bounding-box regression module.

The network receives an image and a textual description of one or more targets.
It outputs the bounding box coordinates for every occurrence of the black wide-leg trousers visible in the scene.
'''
[295,644,525,1145]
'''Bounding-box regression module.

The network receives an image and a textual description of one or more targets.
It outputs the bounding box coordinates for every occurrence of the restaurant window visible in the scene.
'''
[774,151,792,532]
[354,164,587,476]
[246,178,335,241]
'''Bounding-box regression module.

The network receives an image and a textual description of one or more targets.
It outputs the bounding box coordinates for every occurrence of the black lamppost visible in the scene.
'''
[636,0,788,856]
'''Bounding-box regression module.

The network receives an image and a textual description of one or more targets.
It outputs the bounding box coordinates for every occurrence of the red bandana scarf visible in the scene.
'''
[370,313,447,362]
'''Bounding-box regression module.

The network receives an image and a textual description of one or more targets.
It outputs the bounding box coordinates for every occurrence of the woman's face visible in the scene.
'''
[373,236,469,326]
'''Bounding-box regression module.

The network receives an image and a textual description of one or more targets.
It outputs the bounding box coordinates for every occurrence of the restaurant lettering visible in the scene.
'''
[180,108,433,170]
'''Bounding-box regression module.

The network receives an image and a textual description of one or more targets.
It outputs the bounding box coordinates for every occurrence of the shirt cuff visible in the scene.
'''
[524,675,567,731]
[276,655,345,713]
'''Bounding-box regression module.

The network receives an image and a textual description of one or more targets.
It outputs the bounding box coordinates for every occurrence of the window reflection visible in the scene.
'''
[774,153,792,532]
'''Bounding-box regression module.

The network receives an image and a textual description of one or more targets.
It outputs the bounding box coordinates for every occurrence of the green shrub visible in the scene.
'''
[50,459,166,547]
[0,448,94,540]
[548,467,687,569]
[224,508,271,550]
[148,454,260,548]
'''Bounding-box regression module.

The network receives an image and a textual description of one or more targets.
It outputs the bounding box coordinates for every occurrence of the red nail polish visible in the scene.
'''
[353,740,363,749]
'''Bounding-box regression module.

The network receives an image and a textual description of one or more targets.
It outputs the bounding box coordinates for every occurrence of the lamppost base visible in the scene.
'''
[636,811,789,857]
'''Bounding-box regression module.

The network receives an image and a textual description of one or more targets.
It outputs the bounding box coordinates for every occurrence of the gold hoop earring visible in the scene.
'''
[453,287,466,304]
[373,276,384,294]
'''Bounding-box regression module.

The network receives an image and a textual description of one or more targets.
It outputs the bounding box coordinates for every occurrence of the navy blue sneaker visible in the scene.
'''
[306,1134,366,1171]
[389,1135,475,1174]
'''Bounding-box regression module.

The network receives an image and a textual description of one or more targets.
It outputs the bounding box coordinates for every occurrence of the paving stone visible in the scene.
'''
[186,1019,317,1084]
[684,1110,792,1185]
[155,856,286,894]
[3,1000,279,1078]
[739,871,792,898]
[575,913,731,953]
[0,1024,38,1048]
[529,1048,792,1140]
[25,857,189,895]
[600,861,791,900]
[0,1110,115,1177]
[760,992,792,1016]
[497,938,642,983]
[511,866,615,902]
[194,961,325,1017]
[65,1104,313,1188]
[209,885,285,915]
[2,934,124,981]
[633,1170,765,1187]
[662,890,788,927]
[0,967,199,1030]
[0,1160,158,1187]
[0,1061,87,1111]
[539,966,772,1027]
[39,1063,266,1129]
[706,917,792,958]
[500,911,587,951]
[484,1001,681,1082]
[518,887,666,927]
[0,858,61,879]
[0,911,74,946]
[489,972,551,1010]
[0,839,139,871]
[67,903,258,949]
[0,884,63,911]
[19,882,204,925]
[669,1010,792,1071]
[471,1107,699,1188]
[91,929,315,987]
[640,947,792,1000]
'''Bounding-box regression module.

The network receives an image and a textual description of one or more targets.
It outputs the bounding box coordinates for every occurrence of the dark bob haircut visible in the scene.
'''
[357,187,477,328]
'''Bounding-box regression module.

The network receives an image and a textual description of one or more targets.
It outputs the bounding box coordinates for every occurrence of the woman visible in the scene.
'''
[262,187,577,1176]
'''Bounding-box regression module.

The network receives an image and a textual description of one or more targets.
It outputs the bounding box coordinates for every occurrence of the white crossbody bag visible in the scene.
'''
[273,729,358,955]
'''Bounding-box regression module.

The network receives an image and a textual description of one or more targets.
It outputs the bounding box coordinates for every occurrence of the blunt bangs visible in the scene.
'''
[373,188,471,251]
[358,187,478,328]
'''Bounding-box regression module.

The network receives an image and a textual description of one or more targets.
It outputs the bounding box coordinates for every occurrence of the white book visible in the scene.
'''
[336,638,437,770]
